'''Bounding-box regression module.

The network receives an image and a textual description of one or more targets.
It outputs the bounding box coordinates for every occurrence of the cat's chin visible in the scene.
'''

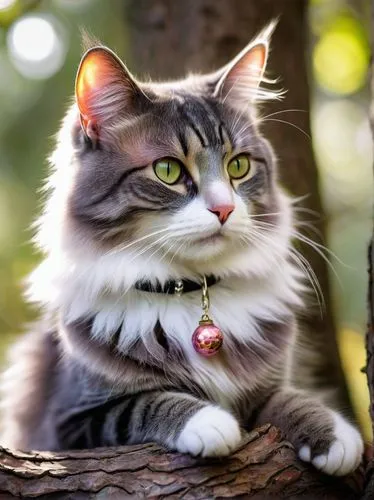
[194,232,226,245]
[178,234,236,262]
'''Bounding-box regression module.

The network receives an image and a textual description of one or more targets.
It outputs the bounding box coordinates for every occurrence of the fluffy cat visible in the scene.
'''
[0,23,363,476]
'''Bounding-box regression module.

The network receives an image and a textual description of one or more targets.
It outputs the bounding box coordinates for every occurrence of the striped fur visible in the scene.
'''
[0,25,363,476]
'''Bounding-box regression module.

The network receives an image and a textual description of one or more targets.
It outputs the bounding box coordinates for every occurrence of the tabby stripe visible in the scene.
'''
[139,394,167,432]
[139,401,153,432]
[101,399,134,446]
[198,98,225,147]
[57,395,130,441]
[179,108,207,148]
[116,395,139,443]
[130,182,161,203]
[218,123,225,146]
[154,320,169,351]
[177,129,189,157]
[89,409,108,447]
[85,165,147,207]
[251,156,267,164]
[96,205,164,228]
[154,396,176,421]
[108,324,122,353]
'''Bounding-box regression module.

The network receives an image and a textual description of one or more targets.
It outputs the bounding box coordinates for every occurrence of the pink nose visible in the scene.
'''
[208,204,235,225]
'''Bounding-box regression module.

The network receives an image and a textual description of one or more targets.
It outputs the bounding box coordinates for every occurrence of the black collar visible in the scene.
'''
[134,275,220,295]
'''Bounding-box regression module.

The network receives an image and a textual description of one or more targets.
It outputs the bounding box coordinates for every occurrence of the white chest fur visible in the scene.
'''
[29,236,304,408]
[73,274,302,408]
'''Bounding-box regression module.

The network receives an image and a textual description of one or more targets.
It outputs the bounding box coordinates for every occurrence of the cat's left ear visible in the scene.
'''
[213,21,279,106]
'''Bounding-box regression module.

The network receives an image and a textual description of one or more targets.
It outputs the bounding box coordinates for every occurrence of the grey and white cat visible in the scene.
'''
[0,23,363,476]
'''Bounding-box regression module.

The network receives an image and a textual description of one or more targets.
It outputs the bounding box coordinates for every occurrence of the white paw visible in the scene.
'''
[298,413,364,476]
[176,405,241,457]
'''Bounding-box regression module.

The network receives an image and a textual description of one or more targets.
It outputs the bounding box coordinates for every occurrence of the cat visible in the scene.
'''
[0,22,363,476]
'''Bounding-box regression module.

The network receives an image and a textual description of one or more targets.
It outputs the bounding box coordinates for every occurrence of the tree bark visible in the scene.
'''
[126,0,351,412]
[363,240,374,499]
[362,2,374,498]
[0,425,364,499]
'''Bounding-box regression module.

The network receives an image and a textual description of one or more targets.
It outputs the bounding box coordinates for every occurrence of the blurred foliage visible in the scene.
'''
[0,0,41,28]
[312,11,369,94]
[0,0,372,433]
[0,0,127,358]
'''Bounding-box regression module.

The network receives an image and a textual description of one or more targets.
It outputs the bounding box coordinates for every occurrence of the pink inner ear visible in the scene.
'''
[229,44,267,84]
[215,42,268,103]
[75,50,119,124]
[244,45,266,76]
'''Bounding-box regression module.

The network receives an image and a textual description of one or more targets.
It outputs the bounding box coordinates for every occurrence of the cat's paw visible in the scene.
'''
[176,405,241,457]
[298,413,363,476]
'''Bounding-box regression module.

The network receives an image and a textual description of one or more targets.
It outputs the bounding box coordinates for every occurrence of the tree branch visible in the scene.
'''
[0,425,364,499]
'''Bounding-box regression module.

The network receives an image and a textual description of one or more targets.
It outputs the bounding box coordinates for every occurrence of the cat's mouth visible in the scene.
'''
[194,231,225,245]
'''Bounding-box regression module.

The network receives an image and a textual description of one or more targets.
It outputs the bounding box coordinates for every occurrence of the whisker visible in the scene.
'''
[260,118,311,139]
[143,237,175,267]
[292,206,321,219]
[294,221,323,240]
[250,212,283,218]
[228,105,252,138]
[248,220,334,300]
[126,233,173,264]
[107,220,207,257]
[169,240,188,265]
[258,109,307,121]
[238,225,325,313]
[107,226,172,256]
[291,230,348,269]
[290,248,325,314]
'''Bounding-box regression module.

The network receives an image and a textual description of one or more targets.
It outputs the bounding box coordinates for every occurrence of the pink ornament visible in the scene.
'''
[192,320,223,357]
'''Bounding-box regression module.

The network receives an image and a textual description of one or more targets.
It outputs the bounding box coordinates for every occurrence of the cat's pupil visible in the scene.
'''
[167,162,171,177]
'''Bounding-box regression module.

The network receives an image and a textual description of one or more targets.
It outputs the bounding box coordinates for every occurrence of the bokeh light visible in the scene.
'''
[0,0,20,27]
[312,99,373,211]
[313,14,369,95]
[0,0,16,9]
[6,14,67,79]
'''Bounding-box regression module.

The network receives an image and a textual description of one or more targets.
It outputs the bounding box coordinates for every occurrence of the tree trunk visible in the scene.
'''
[363,240,374,499]
[362,2,374,498]
[0,425,364,499]
[126,0,351,412]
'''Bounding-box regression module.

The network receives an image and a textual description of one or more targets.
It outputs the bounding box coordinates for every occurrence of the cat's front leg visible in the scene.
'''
[134,391,242,457]
[58,390,241,456]
[255,388,363,476]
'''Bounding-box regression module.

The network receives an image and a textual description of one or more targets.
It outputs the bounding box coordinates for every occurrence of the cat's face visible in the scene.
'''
[45,23,291,281]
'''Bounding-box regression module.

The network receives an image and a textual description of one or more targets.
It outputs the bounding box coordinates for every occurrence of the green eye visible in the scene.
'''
[227,154,251,180]
[153,158,182,185]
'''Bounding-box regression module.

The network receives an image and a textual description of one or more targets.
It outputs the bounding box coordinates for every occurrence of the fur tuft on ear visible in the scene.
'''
[75,45,143,137]
[80,28,104,53]
[213,20,283,106]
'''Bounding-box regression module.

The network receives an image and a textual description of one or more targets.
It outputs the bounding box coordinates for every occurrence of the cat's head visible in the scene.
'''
[36,22,294,294]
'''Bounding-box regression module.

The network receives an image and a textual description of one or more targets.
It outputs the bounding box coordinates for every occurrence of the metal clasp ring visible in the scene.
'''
[201,275,210,321]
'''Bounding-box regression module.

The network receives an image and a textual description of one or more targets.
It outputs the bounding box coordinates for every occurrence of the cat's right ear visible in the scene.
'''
[75,47,142,140]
